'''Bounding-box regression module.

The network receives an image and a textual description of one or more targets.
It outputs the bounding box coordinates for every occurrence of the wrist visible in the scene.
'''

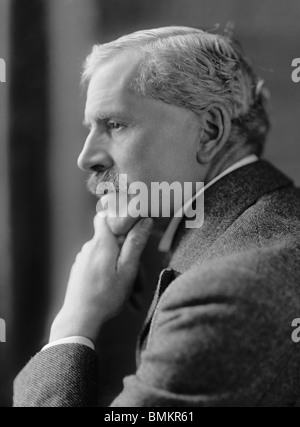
[49,308,103,343]
[43,336,95,351]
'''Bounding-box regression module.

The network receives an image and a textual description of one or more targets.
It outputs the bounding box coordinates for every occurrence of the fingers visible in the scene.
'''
[118,218,154,281]
[107,215,140,236]
[97,192,139,237]
[92,214,120,256]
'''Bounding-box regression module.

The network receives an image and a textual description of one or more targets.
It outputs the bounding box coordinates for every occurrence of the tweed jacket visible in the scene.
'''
[14,160,300,407]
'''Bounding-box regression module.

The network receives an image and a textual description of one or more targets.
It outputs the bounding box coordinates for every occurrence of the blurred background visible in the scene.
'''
[0,0,300,407]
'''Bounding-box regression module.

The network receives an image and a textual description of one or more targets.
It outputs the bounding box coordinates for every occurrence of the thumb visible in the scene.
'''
[118,218,154,281]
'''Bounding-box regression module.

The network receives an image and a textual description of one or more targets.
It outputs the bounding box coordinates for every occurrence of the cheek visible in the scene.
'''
[150,126,194,171]
[109,129,154,181]
[112,125,195,184]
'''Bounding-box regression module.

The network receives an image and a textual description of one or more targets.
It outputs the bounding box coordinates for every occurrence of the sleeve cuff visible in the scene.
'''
[42,336,95,351]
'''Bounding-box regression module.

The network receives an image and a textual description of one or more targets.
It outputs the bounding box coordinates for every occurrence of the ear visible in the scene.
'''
[197,105,231,164]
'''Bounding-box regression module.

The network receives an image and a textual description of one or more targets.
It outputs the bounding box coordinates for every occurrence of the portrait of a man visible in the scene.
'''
[1,0,300,409]
[13,26,300,407]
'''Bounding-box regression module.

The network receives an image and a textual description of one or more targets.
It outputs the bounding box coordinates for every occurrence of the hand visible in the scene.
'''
[97,191,142,236]
[50,214,153,343]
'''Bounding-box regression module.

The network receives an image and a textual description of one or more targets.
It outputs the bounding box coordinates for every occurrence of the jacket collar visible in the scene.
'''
[169,160,294,273]
[159,155,259,253]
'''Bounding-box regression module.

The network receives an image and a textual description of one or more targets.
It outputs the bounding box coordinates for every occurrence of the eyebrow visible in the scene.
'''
[83,111,133,127]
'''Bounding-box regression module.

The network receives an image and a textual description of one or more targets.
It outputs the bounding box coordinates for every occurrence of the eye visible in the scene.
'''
[106,120,126,132]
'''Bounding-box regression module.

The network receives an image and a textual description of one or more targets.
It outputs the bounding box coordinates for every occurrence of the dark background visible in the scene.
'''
[0,0,300,407]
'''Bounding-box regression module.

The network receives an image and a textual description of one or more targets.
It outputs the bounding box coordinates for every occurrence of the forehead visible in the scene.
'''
[84,48,198,126]
[85,50,142,118]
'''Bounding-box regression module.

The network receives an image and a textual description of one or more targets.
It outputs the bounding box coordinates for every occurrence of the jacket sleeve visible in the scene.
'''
[13,344,98,407]
[13,246,299,407]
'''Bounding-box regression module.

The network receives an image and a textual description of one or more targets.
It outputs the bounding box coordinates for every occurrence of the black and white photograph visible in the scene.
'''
[1,0,300,409]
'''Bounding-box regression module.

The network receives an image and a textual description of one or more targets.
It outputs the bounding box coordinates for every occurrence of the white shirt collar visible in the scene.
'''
[158,155,259,253]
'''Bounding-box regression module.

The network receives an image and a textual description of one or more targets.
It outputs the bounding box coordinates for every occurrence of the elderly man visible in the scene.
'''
[14,26,300,407]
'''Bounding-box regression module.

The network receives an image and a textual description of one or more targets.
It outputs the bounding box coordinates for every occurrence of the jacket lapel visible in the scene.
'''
[136,160,293,364]
[136,268,179,366]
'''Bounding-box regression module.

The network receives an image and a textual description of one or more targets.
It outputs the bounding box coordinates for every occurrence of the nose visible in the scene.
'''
[77,131,114,173]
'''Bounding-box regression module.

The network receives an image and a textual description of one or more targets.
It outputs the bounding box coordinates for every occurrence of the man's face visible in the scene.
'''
[79,50,202,218]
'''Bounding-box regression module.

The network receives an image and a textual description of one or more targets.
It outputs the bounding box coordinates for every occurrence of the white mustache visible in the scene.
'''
[87,169,121,195]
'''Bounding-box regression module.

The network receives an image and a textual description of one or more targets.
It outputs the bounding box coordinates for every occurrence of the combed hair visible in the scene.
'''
[83,26,270,156]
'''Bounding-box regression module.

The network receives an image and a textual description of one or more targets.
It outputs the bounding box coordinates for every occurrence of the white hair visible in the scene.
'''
[83,26,270,156]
